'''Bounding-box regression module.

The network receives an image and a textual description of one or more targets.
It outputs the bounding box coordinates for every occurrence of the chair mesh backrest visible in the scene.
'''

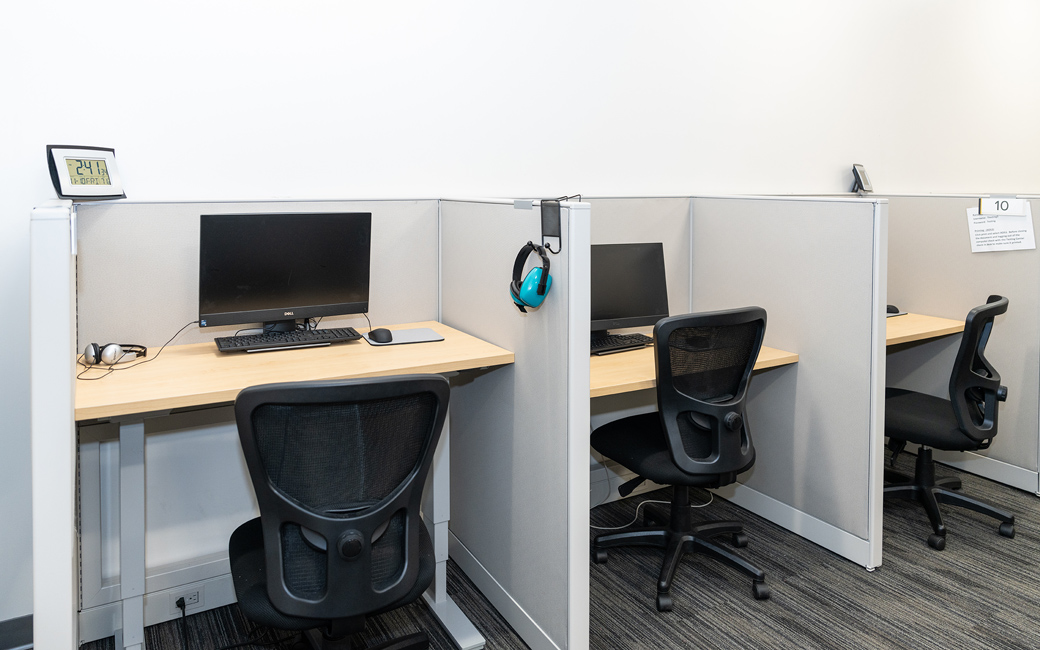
[252,394,434,598]
[949,295,1008,442]
[668,323,759,402]
[235,375,447,619]
[253,395,432,512]
[655,309,765,476]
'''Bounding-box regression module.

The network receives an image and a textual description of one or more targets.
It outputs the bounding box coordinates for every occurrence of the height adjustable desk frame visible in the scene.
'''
[31,203,514,650]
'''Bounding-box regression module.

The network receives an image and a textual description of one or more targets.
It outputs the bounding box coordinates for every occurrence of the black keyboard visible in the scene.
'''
[215,327,362,353]
[590,332,653,355]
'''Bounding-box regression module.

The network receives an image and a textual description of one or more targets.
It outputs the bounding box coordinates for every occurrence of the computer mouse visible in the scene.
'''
[887,304,899,314]
[369,328,393,343]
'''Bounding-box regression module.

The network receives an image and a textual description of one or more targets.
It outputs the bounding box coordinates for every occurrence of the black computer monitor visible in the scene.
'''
[199,212,372,331]
[590,242,669,335]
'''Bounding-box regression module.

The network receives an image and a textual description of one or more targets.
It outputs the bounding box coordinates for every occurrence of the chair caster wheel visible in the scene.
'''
[927,534,946,550]
[752,581,771,600]
[656,593,673,611]
[731,532,748,548]
[999,522,1016,538]
[592,548,608,564]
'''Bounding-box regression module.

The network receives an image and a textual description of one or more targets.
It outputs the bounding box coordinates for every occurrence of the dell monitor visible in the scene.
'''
[199,212,372,332]
[590,242,669,337]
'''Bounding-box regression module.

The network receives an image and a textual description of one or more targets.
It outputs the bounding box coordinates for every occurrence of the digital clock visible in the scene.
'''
[47,145,126,200]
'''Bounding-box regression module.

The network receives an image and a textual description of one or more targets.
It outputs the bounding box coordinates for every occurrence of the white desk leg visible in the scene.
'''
[119,420,147,650]
[422,412,485,650]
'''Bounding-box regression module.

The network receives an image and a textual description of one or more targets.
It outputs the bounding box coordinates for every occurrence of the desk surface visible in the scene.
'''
[591,345,799,399]
[886,312,964,345]
[590,313,964,400]
[75,321,514,421]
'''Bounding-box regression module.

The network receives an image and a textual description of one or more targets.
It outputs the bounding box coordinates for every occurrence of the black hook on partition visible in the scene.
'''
[540,195,580,254]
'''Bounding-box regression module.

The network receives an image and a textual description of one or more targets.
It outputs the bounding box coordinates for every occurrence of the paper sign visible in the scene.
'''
[967,202,1035,253]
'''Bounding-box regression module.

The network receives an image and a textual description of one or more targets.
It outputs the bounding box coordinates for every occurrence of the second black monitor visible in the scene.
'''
[591,242,669,333]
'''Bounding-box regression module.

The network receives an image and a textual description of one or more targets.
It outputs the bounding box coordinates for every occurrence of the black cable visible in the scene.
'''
[217,629,301,650]
[363,312,373,331]
[76,320,199,380]
[175,597,189,650]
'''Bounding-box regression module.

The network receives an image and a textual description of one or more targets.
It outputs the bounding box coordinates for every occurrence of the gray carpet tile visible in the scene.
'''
[79,558,529,650]
[589,451,1040,650]
[80,451,1039,650]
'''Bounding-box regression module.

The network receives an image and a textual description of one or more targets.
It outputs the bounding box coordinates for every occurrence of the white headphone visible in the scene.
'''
[83,343,147,366]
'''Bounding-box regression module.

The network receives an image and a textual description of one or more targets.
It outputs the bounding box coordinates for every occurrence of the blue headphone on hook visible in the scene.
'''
[509,241,552,313]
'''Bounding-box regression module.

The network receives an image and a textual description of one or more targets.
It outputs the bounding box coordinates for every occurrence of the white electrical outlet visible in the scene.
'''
[171,587,203,614]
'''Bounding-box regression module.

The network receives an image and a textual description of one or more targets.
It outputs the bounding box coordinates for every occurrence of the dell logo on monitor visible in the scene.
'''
[284,311,294,316]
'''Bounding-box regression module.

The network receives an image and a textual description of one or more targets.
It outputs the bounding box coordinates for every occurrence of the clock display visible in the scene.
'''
[65,158,111,186]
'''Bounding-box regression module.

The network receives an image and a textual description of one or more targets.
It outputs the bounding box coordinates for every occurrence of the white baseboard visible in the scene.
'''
[79,574,236,644]
[448,532,561,650]
[714,483,876,569]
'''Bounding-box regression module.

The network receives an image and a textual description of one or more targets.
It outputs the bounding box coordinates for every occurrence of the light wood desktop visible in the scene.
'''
[76,320,514,420]
[591,344,798,399]
[590,313,963,399]
[75,321,512,650]
[886,312,964,346]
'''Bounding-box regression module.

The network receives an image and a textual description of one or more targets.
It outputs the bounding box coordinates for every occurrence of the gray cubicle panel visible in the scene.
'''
[885,195,1040,494]
[690,196,886,568]
[440,200,591,650]
[75,200,440,348]
[586,197,693,314]
[585,197,693,502]
[590,195,888,569]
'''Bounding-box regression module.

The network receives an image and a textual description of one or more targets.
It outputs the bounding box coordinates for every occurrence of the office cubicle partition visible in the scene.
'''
[440,200,591,650]
[34,198,590,649]
[885,195,1040,495]
[69,199,447,641]
[588,196,888,569]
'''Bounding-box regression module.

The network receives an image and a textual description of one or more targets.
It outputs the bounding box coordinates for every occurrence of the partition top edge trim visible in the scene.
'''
[70,197,444,207]
[585,194,885,204]
[70,197,592,208]
[812,193,1039,200]
[439,197,589,207]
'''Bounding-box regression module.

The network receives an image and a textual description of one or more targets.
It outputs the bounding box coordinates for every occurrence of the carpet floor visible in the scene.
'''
[81,451,1039,649]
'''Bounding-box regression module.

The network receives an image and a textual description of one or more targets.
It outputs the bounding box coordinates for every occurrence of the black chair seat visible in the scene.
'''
[229,517,435,633]
[885,388,980,451]
[591,412,751,487]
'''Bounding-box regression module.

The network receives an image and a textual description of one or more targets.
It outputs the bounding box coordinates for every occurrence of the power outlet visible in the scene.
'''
[171,588,203,614]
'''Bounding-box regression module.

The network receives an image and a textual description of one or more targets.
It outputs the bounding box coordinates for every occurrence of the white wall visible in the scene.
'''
[3,0,1040,622]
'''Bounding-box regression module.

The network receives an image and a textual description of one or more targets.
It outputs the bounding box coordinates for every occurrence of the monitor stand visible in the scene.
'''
[263,319,299,334]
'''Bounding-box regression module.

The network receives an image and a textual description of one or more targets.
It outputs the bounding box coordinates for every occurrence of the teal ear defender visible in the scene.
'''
[510,241,552,313]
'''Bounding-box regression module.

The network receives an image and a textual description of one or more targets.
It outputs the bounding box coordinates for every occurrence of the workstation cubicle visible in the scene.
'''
[587,195,889,570]
[30,198,593,650]
[882,195,1040,496]
[33,193,1032,650]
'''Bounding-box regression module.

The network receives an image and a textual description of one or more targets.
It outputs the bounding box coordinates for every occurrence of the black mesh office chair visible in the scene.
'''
[229,375,448,650]
[885,295,1014,551]
[591,308,771,611]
